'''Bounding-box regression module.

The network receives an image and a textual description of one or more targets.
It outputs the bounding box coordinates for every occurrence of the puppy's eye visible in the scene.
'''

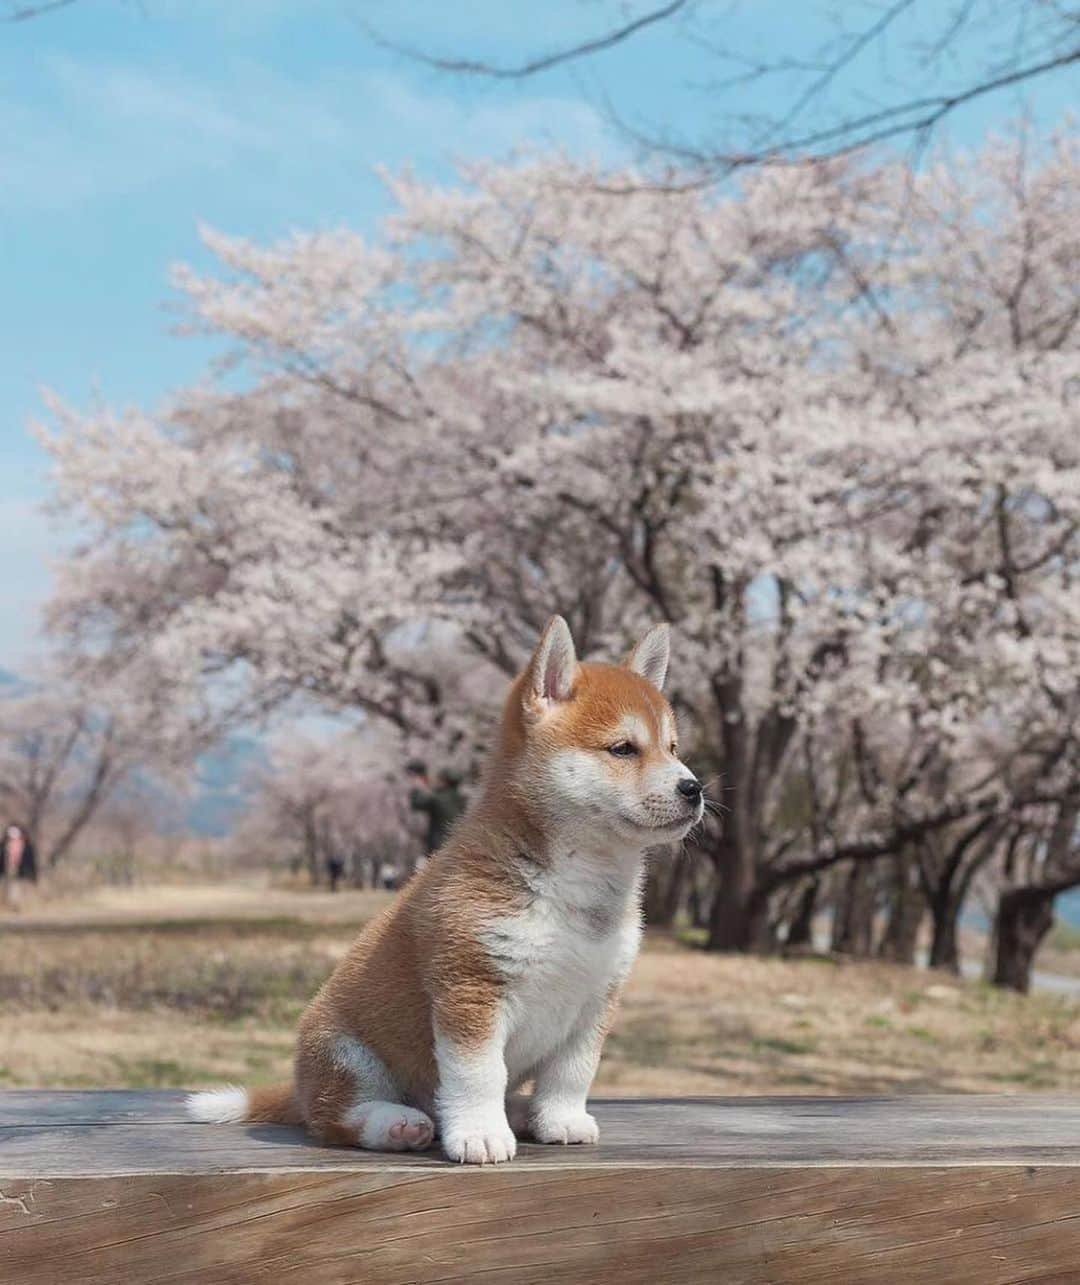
[608,741,638,758]
[669,743,678,756]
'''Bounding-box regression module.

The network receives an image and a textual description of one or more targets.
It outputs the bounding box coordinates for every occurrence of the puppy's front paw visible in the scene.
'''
[531,1108,599,1145]
[441,1114,517,1165]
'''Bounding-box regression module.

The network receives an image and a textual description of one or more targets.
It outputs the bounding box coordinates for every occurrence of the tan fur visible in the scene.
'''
[206,621,692,1151]
[245,1083,303,1125]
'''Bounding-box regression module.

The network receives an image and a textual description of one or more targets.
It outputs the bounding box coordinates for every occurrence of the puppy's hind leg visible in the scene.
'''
[347,1100,435,1152]
[305,1033,434,1153]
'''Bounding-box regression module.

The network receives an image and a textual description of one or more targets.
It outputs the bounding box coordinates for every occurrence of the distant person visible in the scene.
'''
[378,860,399,891]
[2,824,34,910]
[326,855,345,893]
[436,767,466,820]
[406,761,467,856]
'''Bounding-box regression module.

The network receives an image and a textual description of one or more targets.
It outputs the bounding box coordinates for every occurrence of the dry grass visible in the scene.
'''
[600,936,1080,1094]
[3,882,1080,1094]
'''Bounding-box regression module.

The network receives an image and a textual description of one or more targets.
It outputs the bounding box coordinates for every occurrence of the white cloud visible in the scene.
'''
[0,49,619,215]
[47,55,278,150]
[0,55,348,212]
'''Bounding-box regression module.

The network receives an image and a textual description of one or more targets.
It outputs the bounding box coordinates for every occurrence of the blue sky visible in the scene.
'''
[1,0,1074,670]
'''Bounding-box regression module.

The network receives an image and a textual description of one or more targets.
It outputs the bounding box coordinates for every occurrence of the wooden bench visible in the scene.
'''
[2,1092,1079,1283]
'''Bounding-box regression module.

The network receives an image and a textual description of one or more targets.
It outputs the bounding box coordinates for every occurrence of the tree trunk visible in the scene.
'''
[687,868,708,929]
[704,828,765,950]
[706,887,758,950]
[831,861,875,956]
[642,862,669,927]
[706,854,771,952]
[785,878,819,950]
[46,736,118,869]
[664,845,696,926]
[878,856,924,965]
[302,811,320,886]
[644,846,693,929]
[927,892,963,973]
[991,887,1055,993]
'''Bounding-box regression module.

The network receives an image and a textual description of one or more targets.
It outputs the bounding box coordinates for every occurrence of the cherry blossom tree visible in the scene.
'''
[986,791,1080,992]
[238,728,414,886]
[40,125,1080,968]
[0,646,219,874]
[0,687,123,869]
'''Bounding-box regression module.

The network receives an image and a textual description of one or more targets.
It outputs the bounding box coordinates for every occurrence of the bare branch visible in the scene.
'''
[4,0,78,20]
[621,42,1080,174]
[759,0,921,146]
[382,1,1080,171]
[364,0,690,79]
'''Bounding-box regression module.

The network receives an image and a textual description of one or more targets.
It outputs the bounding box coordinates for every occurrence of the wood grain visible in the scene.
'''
[3,1094,1080,1283]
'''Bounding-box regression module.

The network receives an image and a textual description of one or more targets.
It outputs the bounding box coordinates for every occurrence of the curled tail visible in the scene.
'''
[185,1083,302,1126]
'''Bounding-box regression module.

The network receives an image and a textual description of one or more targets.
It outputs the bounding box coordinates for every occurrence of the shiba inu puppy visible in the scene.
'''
[187,617,703,1164]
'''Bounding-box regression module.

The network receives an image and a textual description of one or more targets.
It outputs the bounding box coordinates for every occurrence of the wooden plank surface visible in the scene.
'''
[5,1092,1080,1174]
[2,1164,1080,1283]
[4,1094,1080,1283]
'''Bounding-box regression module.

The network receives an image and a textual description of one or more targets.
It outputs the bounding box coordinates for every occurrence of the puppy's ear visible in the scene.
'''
[625,623,670,691]
[523,616,577,716]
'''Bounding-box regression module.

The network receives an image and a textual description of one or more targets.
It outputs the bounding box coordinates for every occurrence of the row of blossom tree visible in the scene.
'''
[232,728,414,889]
[0,666,211,876]
[37,125,1080,990]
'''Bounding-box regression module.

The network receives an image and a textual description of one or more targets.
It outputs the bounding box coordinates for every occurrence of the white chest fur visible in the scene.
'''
[479,847,644,1082]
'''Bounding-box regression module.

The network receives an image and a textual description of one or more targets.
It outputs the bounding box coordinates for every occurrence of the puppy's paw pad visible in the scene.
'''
[387,1115,434,1150]
[354,1103,434,1151]
[532,1111,599,1145]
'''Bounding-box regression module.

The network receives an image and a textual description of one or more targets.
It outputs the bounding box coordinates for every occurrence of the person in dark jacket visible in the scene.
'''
[2,824,35,909]
[326,855,345,893]
[406,762,467,856]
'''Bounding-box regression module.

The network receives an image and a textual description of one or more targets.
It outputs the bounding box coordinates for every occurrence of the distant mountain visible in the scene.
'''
[0,667,26,692]
[185,734,268,836]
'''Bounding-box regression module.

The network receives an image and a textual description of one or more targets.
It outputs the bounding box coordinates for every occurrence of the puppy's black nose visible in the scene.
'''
[677,777,702,800]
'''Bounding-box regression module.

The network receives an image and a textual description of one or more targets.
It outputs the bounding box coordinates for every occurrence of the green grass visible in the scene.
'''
[752,1036,817,1056]
[1047,921,1080,952]
[987,1062,1058,1088]
[674,926,708,949]
[107,1056,201,1088]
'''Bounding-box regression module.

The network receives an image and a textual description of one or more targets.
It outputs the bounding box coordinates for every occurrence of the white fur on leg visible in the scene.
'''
[435,1025,516,1165]
[528,1001,605,1146]
[185,1086,249,1124]
[344,1101,434,1152]
[505,1093,598,1142]
[333,1034,399,1100]
[331,1034,431,1151]
[531,1104,599,1145]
